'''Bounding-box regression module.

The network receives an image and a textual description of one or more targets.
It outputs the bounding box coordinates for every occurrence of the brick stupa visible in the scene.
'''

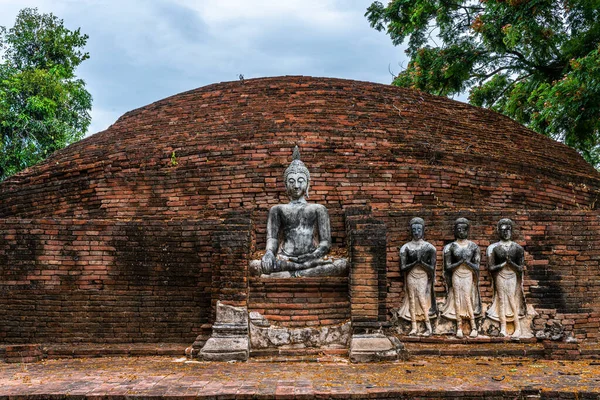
[1,76,599,354]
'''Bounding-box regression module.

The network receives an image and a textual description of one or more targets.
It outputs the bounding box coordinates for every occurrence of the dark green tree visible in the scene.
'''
[0,8,92,180]
[367,0,600,166]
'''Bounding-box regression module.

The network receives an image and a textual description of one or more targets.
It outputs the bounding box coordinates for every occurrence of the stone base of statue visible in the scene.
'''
[201,336,249,362]
[349,333,407,363]
[249,311,351,354]
[392,303,538,339]
[199,302,249,362]
[391,307,437,337]
[431,314,481,337]
[480,304,538,339]
[249,257,348,278]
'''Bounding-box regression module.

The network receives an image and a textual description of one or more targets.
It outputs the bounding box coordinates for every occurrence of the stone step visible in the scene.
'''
[404,341,545,357]
[1,343,188,361]
[400,335,538,344]
[250,347,348,360]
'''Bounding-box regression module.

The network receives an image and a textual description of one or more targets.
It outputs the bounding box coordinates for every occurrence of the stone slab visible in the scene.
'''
[200,337,249,362]
[249,312,350,350]
[215,302,248,325]
[198,301,250,361]
[349,334,403,363]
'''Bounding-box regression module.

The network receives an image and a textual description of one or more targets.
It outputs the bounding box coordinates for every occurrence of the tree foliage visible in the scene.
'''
[366,0,600,166]
[0,8,92,180]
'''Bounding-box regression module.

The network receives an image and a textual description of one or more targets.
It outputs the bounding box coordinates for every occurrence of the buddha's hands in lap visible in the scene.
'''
[262,250,277,272]
[288,251,319,264]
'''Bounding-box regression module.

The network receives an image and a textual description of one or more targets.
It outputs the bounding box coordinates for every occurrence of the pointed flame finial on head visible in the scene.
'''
[284,145,310,182]
[292,145,301,161]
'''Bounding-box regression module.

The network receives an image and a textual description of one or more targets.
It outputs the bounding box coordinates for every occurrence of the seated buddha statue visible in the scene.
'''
[250,146,348,278]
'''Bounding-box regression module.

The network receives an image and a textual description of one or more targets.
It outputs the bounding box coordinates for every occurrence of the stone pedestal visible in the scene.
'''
[249,311,351,354]
[349,333,406,363]
[480,304,538,339]
[199,302,249,362]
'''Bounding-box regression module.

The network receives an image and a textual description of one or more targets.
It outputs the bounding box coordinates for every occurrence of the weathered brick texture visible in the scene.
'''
[0,77,597,222]
[248,277,349,327]
[0,218,220,343]
[382,210,600,340]
[3,344,42,363]
[0,76,599,345]
[346,206,387,325]
[210,213,252,312]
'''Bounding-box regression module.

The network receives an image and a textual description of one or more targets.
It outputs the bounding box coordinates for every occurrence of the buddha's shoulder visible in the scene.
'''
[268,204,287,215]
[464,240,480,251]
[305,203,328,212]
[486,241,501,255]
[268,202,327,212]
[422,241,436,252]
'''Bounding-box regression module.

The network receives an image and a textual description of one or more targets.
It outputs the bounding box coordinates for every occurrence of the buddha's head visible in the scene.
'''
[454,217,470,240]
[497,218,514,241]
[409,217,425,241]
[284,146,310,201]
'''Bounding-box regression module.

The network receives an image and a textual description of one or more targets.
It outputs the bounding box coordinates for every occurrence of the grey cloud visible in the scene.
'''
[2,1,407,135]
[155,1,209,43]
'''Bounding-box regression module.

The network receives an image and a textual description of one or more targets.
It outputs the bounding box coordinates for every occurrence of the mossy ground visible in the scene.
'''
[1,355,599,398]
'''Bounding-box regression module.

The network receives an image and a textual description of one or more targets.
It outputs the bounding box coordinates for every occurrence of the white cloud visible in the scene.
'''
[1,0,407,134]
[176,0,350,29]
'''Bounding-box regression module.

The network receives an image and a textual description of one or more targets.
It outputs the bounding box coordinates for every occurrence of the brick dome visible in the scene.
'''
[1,76,599,219]
[3,76,600,346]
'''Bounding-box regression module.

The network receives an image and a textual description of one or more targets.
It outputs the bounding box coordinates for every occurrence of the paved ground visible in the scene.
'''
[1,356,600,399]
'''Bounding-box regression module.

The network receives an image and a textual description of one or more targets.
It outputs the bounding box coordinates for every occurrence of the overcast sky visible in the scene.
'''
[0,0,409,136]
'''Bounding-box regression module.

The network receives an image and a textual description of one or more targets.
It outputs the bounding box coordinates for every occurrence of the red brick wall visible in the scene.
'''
[0,218,222,343]
[210,213,252,312]
[1,77,598,222]
[0,77,600,344]
[248,277,349,327]
[346,207,388,326]
[382,210,600,341]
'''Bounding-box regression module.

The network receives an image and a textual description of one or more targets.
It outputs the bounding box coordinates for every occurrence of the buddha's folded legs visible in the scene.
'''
[249,257,348,277]
[292,259,348,277]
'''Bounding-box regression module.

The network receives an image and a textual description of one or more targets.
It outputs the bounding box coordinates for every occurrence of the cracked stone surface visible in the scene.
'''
[249,312,350,349]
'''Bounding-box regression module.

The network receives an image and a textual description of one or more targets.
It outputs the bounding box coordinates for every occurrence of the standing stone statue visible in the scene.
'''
[398,217,437,336]
[486,218,527,338]
[440,218,482,338]
[250,146,347,278]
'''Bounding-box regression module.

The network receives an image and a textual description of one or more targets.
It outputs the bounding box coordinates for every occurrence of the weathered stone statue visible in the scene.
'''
[398,217,437,336]
[250,146,347,278]
[486,218,527,338]
[440,218,482,338]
